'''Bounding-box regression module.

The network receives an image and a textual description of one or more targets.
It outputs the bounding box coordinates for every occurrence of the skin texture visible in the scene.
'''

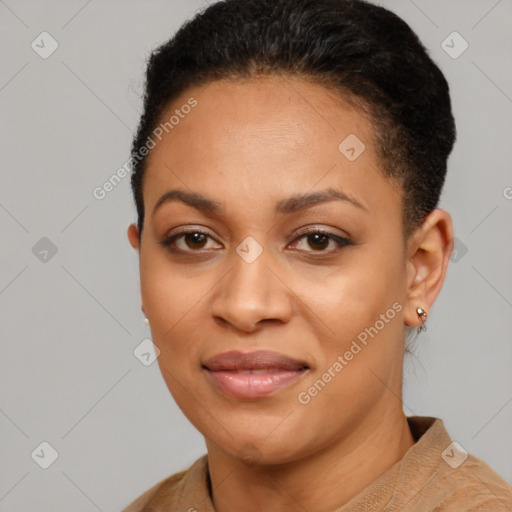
[127,75,454,512]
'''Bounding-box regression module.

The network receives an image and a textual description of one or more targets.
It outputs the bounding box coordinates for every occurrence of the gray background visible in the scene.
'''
[1,0,511,510]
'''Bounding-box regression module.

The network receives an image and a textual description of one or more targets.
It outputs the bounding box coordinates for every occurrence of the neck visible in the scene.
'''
[206,406,415,512]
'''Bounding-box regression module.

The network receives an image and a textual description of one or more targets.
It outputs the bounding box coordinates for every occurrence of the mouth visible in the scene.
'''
[202,350,310,399]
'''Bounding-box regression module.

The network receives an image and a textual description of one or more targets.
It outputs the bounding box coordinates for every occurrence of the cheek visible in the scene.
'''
[139,252,198,372]
[296,244,407,408]
[299,246,405,339]
[294,264,406,428]
[140,248,193,326]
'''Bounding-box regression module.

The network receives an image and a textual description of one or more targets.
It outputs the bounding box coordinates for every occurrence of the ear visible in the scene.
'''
[403,209,454,328]
[127,223,140,251]
[127,223,145,316]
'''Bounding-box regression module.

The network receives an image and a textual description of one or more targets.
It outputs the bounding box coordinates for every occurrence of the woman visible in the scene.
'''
[122,0,512,510]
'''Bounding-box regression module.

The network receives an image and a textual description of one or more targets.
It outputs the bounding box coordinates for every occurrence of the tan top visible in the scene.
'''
[121,416,512,511]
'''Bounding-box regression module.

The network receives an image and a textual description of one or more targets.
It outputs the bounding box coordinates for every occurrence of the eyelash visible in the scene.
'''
[160,227,353,255]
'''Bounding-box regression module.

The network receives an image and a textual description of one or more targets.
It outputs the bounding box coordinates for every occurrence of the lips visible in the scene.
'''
[203,350,309,372]
[203,350,309,399]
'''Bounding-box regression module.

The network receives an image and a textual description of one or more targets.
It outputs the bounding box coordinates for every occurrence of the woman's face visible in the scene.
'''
[129,76,417,464]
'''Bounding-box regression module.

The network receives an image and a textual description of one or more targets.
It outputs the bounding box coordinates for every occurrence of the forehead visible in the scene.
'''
[149,75,374,161]
[143,75,401,224]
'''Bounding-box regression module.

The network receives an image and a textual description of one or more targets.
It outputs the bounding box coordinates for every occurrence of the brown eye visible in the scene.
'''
[160,229,219,253]
[183,232,208,250]
[290,229,352,254]
[305,233,330,251]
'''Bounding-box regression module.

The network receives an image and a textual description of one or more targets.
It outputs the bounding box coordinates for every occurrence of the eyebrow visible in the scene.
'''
[152,187,368,217]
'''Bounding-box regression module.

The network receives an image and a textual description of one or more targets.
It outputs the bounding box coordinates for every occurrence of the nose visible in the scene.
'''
[210,249,293,333]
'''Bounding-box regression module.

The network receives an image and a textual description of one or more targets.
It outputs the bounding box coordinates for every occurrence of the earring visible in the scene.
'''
[416,307,427,333]
[144,317,150,325]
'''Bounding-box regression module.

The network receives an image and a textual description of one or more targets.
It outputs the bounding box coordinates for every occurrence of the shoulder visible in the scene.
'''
[433,453,512,511]
[119,464,192,512]
[398,417,512,511]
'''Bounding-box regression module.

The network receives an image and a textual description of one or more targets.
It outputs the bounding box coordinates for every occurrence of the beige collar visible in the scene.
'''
[145,416,456,511]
